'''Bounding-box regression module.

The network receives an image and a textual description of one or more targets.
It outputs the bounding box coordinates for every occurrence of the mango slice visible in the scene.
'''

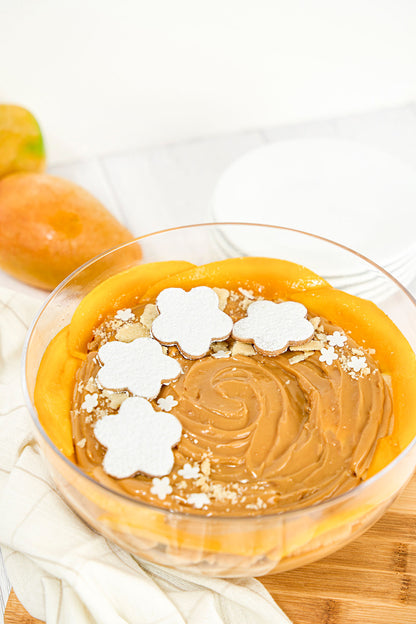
[142,256,330,302]
[34,327,80,458]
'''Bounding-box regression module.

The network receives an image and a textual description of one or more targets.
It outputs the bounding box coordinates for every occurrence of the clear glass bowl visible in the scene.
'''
[23,223,416,577]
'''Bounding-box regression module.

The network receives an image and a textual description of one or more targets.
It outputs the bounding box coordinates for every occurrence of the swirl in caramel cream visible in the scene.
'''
[71,293,393,516]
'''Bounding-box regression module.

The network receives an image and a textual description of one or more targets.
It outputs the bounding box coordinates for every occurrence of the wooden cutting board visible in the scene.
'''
[5,472,416,624]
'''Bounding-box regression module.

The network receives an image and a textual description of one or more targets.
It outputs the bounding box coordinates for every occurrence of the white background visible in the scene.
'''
[1,0,416,163]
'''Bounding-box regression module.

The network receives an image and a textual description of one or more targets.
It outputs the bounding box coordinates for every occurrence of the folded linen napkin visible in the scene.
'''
[0,287,291,624]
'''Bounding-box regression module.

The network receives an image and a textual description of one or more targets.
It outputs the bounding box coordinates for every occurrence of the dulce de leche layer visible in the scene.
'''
[71,289,393,516]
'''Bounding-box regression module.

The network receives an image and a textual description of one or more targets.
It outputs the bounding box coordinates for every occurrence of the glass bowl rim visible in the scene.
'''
[22,221,416,523]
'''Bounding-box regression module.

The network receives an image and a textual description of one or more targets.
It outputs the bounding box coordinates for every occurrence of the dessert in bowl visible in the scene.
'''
[23,224,416,577]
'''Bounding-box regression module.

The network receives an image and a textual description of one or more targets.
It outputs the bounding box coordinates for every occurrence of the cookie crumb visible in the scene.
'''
[212,349,231,358]
[310,316,321,330]
[246,497,267,510]
[140,304,159,329]
[211,341,229,353]
[200,457,211,477]
[231,341,255,357]
[213,287,229,311]
[238,287,255,300]
[107,392,129,410]
[239,296,253,311]
[289,352,314,365]
[115,322,149,342]
[289,339,323,352]
[85,377,98,393]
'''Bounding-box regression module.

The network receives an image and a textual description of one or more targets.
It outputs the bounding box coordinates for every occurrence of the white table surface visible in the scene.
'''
[1,103,416,619]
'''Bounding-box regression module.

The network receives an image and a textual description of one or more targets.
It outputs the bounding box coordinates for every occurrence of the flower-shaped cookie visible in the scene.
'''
[186,493,210,509]
[328,331,347,348]
[97,337,182,400]
[156,395,178,411]
[94,396,182,478]
[319,346,338,366]
[178,463,201,479]
[346,355,367,372]
[232,300,314,356]
[151,286,233,359]
[151,477,172,500]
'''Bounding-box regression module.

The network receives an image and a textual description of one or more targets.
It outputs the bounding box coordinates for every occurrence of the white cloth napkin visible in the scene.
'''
[0,287,291,624]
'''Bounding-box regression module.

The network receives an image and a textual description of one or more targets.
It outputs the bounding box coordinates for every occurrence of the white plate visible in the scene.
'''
[212,139,416,277]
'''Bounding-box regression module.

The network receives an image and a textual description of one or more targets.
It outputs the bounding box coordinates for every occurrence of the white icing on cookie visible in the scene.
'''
[94,396,182,479]
[151,286,233,359]
[232,300,314,356]
[97,337,182,400]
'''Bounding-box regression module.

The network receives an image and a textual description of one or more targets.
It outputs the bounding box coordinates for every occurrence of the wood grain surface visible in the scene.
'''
[5,473,416,624]
[4,591,43,624]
